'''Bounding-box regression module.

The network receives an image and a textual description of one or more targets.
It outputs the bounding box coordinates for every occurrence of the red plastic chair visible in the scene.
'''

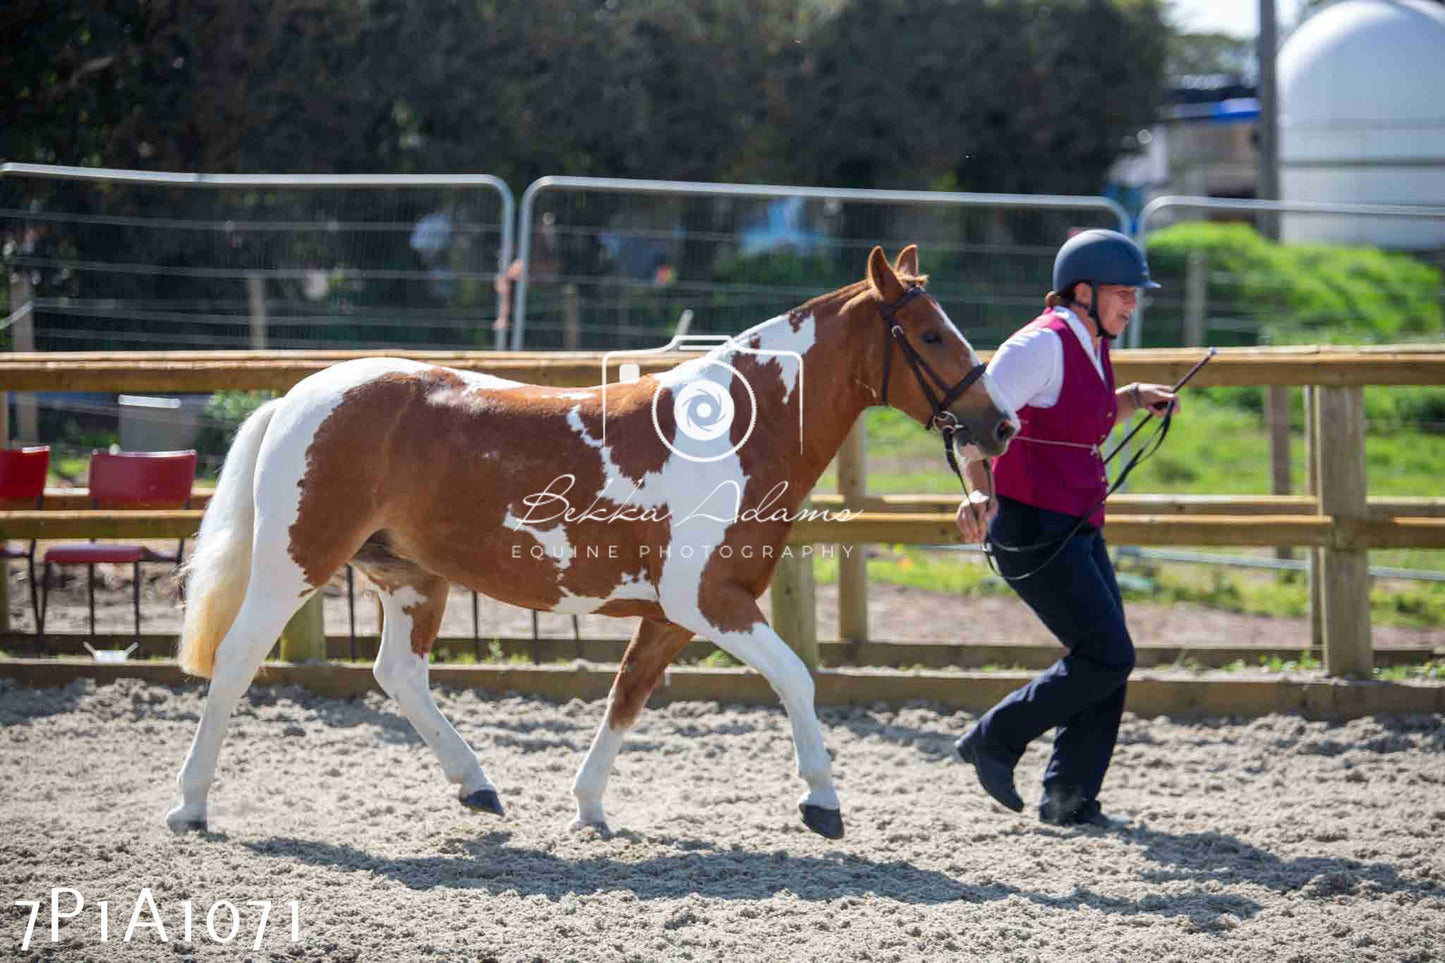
[1,446,51,642]
[39,450,197,649]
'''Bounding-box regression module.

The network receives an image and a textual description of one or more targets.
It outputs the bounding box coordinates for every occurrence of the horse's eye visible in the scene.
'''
[923,330,943,345]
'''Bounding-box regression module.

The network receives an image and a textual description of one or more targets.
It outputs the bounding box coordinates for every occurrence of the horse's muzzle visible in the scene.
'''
[966,405,1017,458]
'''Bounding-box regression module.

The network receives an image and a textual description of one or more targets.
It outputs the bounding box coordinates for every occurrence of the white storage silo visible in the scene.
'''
[1278,0,1445,248]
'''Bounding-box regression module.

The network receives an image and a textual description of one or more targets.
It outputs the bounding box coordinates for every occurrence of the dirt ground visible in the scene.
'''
[7,559,1442,653]
[1,676,1442,962]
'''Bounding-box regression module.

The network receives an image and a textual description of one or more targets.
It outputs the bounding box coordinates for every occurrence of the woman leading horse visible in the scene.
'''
[954,229,1180,828]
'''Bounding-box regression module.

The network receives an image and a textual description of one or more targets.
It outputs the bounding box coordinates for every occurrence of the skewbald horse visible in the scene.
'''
[168,245,1017,840]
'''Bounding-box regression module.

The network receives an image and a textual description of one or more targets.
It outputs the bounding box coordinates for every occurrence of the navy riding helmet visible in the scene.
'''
[1052,229,1160,338]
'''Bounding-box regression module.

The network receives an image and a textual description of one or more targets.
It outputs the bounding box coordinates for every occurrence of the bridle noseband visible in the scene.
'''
[877,283,989,490]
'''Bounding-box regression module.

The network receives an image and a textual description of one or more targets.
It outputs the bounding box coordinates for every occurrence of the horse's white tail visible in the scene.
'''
[177,399,283,678]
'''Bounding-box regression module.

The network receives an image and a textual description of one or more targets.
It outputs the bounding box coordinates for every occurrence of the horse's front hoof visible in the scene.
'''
[166,803,207,835]
[461,789,505,816]
[567,816,613,837]
[798,803,845,840]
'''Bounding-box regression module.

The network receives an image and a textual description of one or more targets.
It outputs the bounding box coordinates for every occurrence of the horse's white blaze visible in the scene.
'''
[372,585,493,796]
[939,305,1018,432]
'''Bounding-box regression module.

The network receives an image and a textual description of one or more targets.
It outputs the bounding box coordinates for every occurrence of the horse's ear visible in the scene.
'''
[867,245,905,301]
[894,244,920,278]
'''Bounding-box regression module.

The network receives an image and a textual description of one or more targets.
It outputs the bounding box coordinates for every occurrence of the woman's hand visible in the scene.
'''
[1126,382,1180,418]
[955,490,997,544]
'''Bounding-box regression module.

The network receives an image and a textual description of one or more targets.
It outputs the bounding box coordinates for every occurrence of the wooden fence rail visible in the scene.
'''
[5,346,1444,679]
[21,489,1445,518]
[3,345,1445,392]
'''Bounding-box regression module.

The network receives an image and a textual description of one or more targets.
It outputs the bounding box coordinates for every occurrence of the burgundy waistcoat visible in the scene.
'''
[992,310,1117,528]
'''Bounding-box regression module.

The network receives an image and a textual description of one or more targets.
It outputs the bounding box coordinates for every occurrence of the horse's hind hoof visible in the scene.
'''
[461,789,505,816]
[798,803,845,840]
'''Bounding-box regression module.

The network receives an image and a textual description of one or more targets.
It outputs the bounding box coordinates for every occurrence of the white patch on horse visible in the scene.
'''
[388,584,426,609]
[263,359,446,559]
[454,369,526,390]
[503,508,575,573]
[569,354,754,628]
[724,312,814,405]
[565,407,670,501]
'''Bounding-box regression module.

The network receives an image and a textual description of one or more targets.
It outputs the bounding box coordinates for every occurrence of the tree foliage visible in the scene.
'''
[3,0,1168,194]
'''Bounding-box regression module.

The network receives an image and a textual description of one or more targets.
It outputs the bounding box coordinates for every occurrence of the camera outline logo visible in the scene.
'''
[601,334,803,464]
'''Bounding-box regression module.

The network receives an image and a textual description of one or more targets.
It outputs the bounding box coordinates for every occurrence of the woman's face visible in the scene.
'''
[1078,283,1139,337]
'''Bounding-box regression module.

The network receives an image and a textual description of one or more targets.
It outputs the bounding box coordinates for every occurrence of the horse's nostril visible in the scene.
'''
[996,420,1016,442]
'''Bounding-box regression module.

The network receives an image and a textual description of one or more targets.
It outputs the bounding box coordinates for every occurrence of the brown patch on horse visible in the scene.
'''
[595,598,667,620]
[290,367,662,612]
[350,539,450,656]
[401,579,449,656]
[607,619,694,729]
[287,372,431,590]
[557,515,672,606]
[569,379,675,485]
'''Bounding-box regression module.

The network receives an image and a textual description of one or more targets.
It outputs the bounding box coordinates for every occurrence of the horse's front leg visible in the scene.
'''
[672,591,842,839]
[571,618,693,833]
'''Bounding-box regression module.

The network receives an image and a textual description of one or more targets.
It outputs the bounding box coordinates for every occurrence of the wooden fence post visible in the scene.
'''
[1316,385,1371,677]
[1268,385,1293,560]
[771,550,818,670]
[563,284,580,350]
[9,271,37,442]
[279,594,327,663]
[837,414,868,643]
[1306,386,1323,649]
[1183,252,1207,347]
[246,274,268,349]
[3,272,30,632]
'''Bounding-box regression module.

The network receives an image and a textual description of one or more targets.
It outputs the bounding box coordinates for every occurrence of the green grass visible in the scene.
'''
[828,397,1445,500]
[1375,660,1445,682]
[817,397,1445,577]
[816,541,1445,629]
[699,649,743,668]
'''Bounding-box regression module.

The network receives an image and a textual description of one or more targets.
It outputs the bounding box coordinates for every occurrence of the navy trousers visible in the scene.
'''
[976,497,1135,806]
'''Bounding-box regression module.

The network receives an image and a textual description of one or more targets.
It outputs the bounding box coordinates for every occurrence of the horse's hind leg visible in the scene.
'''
[167,548,315,833]
[571,618,694,833]
[369,573,501,814]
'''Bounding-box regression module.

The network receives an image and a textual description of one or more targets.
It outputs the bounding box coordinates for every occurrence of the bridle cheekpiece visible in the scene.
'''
[877,284,987,437]
[876,283,989,492]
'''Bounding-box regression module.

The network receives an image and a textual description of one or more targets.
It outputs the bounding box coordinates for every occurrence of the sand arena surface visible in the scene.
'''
[1,677,1443,962]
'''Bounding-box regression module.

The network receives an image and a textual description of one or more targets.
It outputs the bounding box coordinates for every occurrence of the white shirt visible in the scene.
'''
[985,305,1105,413]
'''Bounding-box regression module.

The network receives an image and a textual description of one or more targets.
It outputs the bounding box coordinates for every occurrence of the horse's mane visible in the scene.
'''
[818,272,931,318]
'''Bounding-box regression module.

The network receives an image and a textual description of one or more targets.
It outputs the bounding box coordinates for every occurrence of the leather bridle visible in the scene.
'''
[878,285,987,435]
[876,284,989,491]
